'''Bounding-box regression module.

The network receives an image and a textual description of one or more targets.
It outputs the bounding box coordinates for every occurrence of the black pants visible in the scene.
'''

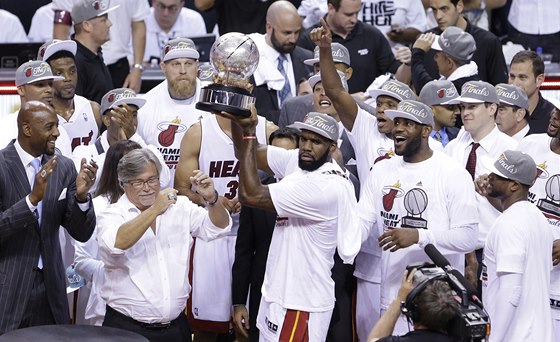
[107,57,130,89]
[18,268,56,328]
[508,24,560,63]
[103,305,192,342]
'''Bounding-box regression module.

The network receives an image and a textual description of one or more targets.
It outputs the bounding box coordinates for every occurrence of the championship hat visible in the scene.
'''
[419,80,460,106]
[72,0,120,24]
[308,70,348,92]
[456,81,499,104]
[431,26,476,62]
[15,61,64,87]
[369,79,415,102]
[161,37,200,62]
[100,88,146,115]
[290,112,339,142]
[37,40,77,62]
[481,150,537,186]
[495,83,529,110]
[385,100,435,127]
[304,43,351,66]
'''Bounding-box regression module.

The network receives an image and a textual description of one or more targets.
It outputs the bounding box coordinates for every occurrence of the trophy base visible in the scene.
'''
[196,83,255,117]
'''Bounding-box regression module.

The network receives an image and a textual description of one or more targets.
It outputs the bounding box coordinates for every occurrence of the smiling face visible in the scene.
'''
[312,81,337,116]
[298,130,334,171]
[20,106,60,157]
[123,162,161,211]
[460,102,496,139]
[376,95,400,136]
[548,107,560,139]
[392,117,425,158]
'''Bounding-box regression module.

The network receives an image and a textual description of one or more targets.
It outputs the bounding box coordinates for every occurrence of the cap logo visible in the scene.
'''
[92,0,107,10]
[497,154,517,175]
[440,35,450,48]
[115,89,136,101]
[400,102,427,118]
[305,116,337,134]
[496,86,519,100]
[463,84,489,96]
[383,81,411,97]
[437,86,457,99]
[332,48,345,59]
[39,47,46,58]
[25,63,49,78]
[107,92,116,103]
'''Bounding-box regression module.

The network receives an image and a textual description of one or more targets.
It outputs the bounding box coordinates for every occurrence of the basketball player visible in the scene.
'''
[174,113,276,339]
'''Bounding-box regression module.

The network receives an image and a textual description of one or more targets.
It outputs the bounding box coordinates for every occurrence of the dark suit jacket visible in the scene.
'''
[251,46,313,125]
[0,143,96,334]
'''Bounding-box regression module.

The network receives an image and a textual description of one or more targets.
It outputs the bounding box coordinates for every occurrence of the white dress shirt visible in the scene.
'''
[98,194,231,323]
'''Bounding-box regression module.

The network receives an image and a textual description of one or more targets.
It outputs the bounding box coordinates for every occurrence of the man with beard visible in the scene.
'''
[136,37,209,186]
[38,39,102,151]
[479,150,552,342]
[217,107,364,342]
[0,101,97,334]
[354,99,479,335]
[249,1,313,124]
[311,23,443,340]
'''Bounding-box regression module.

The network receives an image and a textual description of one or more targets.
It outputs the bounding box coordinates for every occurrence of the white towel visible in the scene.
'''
[249,33,287,91]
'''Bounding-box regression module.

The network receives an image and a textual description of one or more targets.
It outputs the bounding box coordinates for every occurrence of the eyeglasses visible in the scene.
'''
[126,176,160,190]
[155,2,181,13]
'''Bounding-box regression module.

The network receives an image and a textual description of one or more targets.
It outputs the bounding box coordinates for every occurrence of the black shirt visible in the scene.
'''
[73,38,113,104]
[528,92,555,135]
[298,20,401,93]
[423,20,508,86]
[378,330,454,342]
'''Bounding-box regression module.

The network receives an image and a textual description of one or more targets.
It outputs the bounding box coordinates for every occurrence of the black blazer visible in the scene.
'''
[0,143,95,334]
[251,46,313,124]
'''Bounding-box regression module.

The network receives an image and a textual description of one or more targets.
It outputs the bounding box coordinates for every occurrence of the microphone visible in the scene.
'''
[424,244,483,308]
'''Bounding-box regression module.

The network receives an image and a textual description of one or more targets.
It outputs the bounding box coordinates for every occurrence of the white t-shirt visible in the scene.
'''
[28,4,55,43]
[264,147,357,312]
[136,79,209,184]
[102,0,150,65]
[517,133,560,316]
[144,7,207,63]
[482,201,553,342]
[98,194,231,323]
[508,0,560,35]
[444,126,518,248]
[0,9,28,43]
[357,151,478,309]
[359,0,427,52]
[58,95,99,151]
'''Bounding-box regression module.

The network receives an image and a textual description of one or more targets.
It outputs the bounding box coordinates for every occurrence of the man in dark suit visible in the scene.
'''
[0,101,97,334]
[250,1,313,125]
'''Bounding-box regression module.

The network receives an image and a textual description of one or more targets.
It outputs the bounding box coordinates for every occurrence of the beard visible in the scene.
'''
[271,28,296,54]
[168,77,196,100]
[395,131,422,158]
[298,148,330,172]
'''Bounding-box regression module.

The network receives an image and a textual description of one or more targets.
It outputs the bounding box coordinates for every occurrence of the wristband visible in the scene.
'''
[54,10,72,25]
[242,136,257,140]
[133,63,144,72]
[204,190,219,206]
[76,193,91,204]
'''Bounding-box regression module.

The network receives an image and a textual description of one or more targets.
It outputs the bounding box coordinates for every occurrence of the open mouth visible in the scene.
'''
[319,99,332,107]
[394,134,406,147]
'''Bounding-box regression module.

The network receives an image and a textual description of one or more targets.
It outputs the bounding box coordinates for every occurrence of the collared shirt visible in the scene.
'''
[430,128,450,147]
[508,0,560,35]
[444,126,518,248]
[528,92,555,135]
[256,37,296,106]
[98,194,231,323]
[74,38,113,103]
[511,124,530,142]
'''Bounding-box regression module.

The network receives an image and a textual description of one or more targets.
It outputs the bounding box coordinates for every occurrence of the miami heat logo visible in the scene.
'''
[157,117,187,147]
[537,161,549,179]
[373,147,395,165]
[382,181,404,211]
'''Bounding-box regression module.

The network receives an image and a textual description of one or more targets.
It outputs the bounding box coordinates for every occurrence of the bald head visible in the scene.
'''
[266,1,302,54]
[18,101,60,157]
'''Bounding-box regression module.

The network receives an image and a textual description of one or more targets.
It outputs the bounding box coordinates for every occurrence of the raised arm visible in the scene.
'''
[175,123,205,206]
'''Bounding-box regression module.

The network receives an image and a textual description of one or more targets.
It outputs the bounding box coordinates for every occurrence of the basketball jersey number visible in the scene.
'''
[224,180,239,200]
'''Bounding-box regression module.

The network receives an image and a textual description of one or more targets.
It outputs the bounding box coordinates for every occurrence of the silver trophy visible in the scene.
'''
[196,32,259,117]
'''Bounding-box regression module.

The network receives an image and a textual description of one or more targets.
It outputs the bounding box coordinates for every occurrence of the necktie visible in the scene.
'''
[277,54,291,106]
[434,131,442,142]
[465,142,480,180]
[30,158,43,269]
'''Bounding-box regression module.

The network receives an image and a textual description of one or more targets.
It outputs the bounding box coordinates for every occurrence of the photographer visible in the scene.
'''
[368,269,459,342]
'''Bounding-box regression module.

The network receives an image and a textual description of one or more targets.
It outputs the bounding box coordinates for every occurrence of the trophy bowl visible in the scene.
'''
[196,32,260,116]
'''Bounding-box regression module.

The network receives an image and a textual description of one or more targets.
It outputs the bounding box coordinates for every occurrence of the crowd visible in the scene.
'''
[0,0,559,342]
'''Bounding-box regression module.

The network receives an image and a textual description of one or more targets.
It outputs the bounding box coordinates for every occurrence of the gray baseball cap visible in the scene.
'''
[495,83,529,110]
[385,100,435,127]
[369,79,415,102]
[431,26,476,62]
[15,61,64,87]
[72,0,120,24]
[100,88,146,115]
[456,81,499,104]
[291,112,339,142]
[481,150,537,186]
[161,37,200,62]
[37,39,77,62]
[419,80,460,106]
[308,70,348,92]
[304,43,351,67]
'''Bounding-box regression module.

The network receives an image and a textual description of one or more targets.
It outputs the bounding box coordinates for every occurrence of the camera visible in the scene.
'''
[402,256,490,341]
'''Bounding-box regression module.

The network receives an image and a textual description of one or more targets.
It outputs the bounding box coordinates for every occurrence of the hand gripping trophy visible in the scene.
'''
[196,32,260,117]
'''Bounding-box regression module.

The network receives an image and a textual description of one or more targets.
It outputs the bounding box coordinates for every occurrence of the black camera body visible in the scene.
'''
[402,263,490,342]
